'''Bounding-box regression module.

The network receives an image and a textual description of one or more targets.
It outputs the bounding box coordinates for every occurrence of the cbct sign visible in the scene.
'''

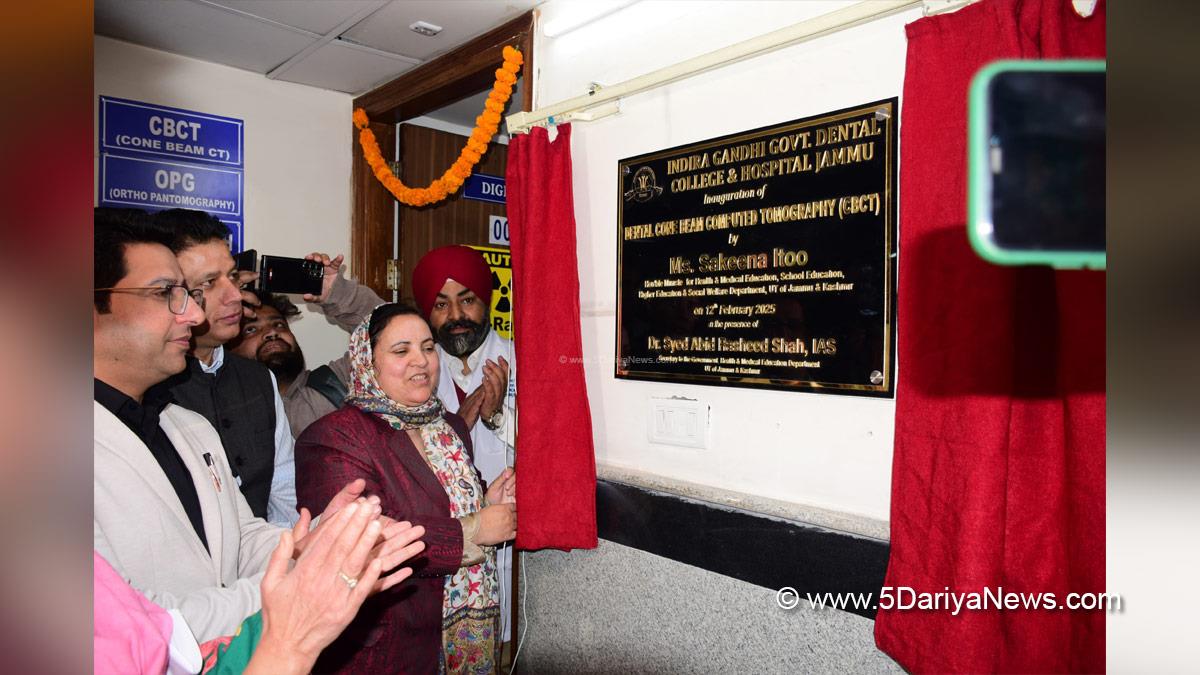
[98,96,246,251]
[100,97,243,165]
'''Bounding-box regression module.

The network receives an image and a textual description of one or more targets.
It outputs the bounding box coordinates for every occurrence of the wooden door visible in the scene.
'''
[395,124,508,302]
[349,12,532,301]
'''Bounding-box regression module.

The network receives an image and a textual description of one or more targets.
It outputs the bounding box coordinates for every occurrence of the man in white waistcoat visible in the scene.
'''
[412,245,516,643]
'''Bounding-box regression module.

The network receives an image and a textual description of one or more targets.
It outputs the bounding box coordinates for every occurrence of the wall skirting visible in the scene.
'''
[596,478,890,620]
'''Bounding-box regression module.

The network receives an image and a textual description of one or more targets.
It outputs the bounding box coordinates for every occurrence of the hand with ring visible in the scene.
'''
[247,498,426,674]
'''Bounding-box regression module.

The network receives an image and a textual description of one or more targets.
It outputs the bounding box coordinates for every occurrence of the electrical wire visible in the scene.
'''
[509,551,528,673]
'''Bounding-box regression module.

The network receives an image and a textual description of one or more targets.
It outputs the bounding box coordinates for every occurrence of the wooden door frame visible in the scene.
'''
[350,11,535,296]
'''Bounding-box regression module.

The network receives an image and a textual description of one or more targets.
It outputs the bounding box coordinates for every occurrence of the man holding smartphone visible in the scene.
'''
[229,252,385,439]
[149,209,299,526]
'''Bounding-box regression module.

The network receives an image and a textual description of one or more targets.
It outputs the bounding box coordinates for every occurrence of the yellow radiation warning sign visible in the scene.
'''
[470,245,512,340]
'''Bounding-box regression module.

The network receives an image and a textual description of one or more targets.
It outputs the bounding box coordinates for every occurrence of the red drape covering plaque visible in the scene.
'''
[507,124,599,551]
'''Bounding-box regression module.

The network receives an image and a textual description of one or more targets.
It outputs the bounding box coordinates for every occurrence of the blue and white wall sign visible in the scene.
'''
[488,215,510,247]
[99,97,243,166]
[464,173,506,204]
[98,96,246,252]
[101,155,242,216]
[219,220,245,254]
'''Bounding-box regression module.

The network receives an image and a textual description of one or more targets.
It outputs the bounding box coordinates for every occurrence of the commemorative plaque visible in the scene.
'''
[616,99,898,397]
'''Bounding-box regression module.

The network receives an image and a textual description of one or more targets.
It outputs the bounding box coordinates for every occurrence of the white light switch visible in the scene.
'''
[648,397,709,449]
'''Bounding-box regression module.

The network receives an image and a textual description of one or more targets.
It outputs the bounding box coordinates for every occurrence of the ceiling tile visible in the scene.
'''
[344,0,539,61]
[209,0,386,35]
[273,40,416,95]
[95,0,317,74]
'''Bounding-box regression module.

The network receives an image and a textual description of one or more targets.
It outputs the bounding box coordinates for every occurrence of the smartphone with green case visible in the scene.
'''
[967,60,1105,269]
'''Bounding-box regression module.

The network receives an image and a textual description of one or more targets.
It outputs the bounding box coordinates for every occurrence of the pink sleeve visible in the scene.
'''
[93,550,173,674]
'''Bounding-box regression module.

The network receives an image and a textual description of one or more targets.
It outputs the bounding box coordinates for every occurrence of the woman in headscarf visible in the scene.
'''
[295,302,516,674]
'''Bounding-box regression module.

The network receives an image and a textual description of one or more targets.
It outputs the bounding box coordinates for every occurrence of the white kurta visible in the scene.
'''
[434,328,516,641]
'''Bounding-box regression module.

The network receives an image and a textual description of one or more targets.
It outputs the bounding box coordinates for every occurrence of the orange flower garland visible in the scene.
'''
[353,46,523,207]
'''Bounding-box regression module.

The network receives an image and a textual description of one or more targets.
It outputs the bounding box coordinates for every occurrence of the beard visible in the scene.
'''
[436,316,490,357]
[258,341,306,385]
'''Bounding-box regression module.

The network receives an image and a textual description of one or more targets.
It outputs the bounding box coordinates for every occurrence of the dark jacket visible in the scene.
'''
[296,405,476,674]
[167,353,277,518]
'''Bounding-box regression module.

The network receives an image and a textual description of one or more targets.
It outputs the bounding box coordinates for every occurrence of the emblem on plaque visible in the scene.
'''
[624,166,663,202]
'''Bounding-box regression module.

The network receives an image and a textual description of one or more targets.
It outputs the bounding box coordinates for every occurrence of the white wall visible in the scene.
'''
[94,36,354,366]
[535,1,922,522]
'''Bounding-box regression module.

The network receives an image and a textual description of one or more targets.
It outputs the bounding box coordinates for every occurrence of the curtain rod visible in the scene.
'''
[507,0,967,135]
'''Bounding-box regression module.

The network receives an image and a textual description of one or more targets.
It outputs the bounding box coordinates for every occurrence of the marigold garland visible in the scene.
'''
[353,46,523,207]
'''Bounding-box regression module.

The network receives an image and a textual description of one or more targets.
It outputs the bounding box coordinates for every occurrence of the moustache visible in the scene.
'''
[439,318,484,335]
[256,339,294,359]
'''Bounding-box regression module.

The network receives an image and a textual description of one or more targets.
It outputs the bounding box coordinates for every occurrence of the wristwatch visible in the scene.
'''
[482,409,504,431]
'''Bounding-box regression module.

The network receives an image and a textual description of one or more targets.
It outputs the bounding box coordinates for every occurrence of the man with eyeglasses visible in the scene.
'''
[150,209,299,526]
[94,207,422,642]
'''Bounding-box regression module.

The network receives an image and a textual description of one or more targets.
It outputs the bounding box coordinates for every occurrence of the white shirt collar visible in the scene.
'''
[198,345,225,375]
[448,332,490,389]
[463,342,486,372]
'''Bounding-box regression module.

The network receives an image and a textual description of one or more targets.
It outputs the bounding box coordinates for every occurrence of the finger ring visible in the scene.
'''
[338,571,358,589]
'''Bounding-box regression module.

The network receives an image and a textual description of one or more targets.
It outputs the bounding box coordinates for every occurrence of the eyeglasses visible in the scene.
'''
[94,284,206,315]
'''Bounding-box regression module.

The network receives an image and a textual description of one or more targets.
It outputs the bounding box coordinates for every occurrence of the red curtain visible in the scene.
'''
[875,1,1106,672]
[506,124,598,551]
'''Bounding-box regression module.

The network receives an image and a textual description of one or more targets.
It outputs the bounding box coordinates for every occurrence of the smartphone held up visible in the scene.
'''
[235,249,324,296]
[967,60,1105,269]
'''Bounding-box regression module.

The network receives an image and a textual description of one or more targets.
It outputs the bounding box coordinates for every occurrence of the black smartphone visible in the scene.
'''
[234,248,258,273]
[968,60,1105,269]
[259,255,324,295]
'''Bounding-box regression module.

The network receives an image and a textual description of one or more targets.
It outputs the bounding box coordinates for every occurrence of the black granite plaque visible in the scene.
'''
[616,99,898,396]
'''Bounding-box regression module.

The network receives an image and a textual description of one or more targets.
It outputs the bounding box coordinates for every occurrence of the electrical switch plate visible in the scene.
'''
[648,397,709,449]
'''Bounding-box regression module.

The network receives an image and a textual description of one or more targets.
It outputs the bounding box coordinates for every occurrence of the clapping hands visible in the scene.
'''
[251,497,425,674]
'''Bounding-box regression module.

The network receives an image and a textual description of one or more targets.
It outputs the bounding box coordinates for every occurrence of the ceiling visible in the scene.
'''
[95,0,537,127]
